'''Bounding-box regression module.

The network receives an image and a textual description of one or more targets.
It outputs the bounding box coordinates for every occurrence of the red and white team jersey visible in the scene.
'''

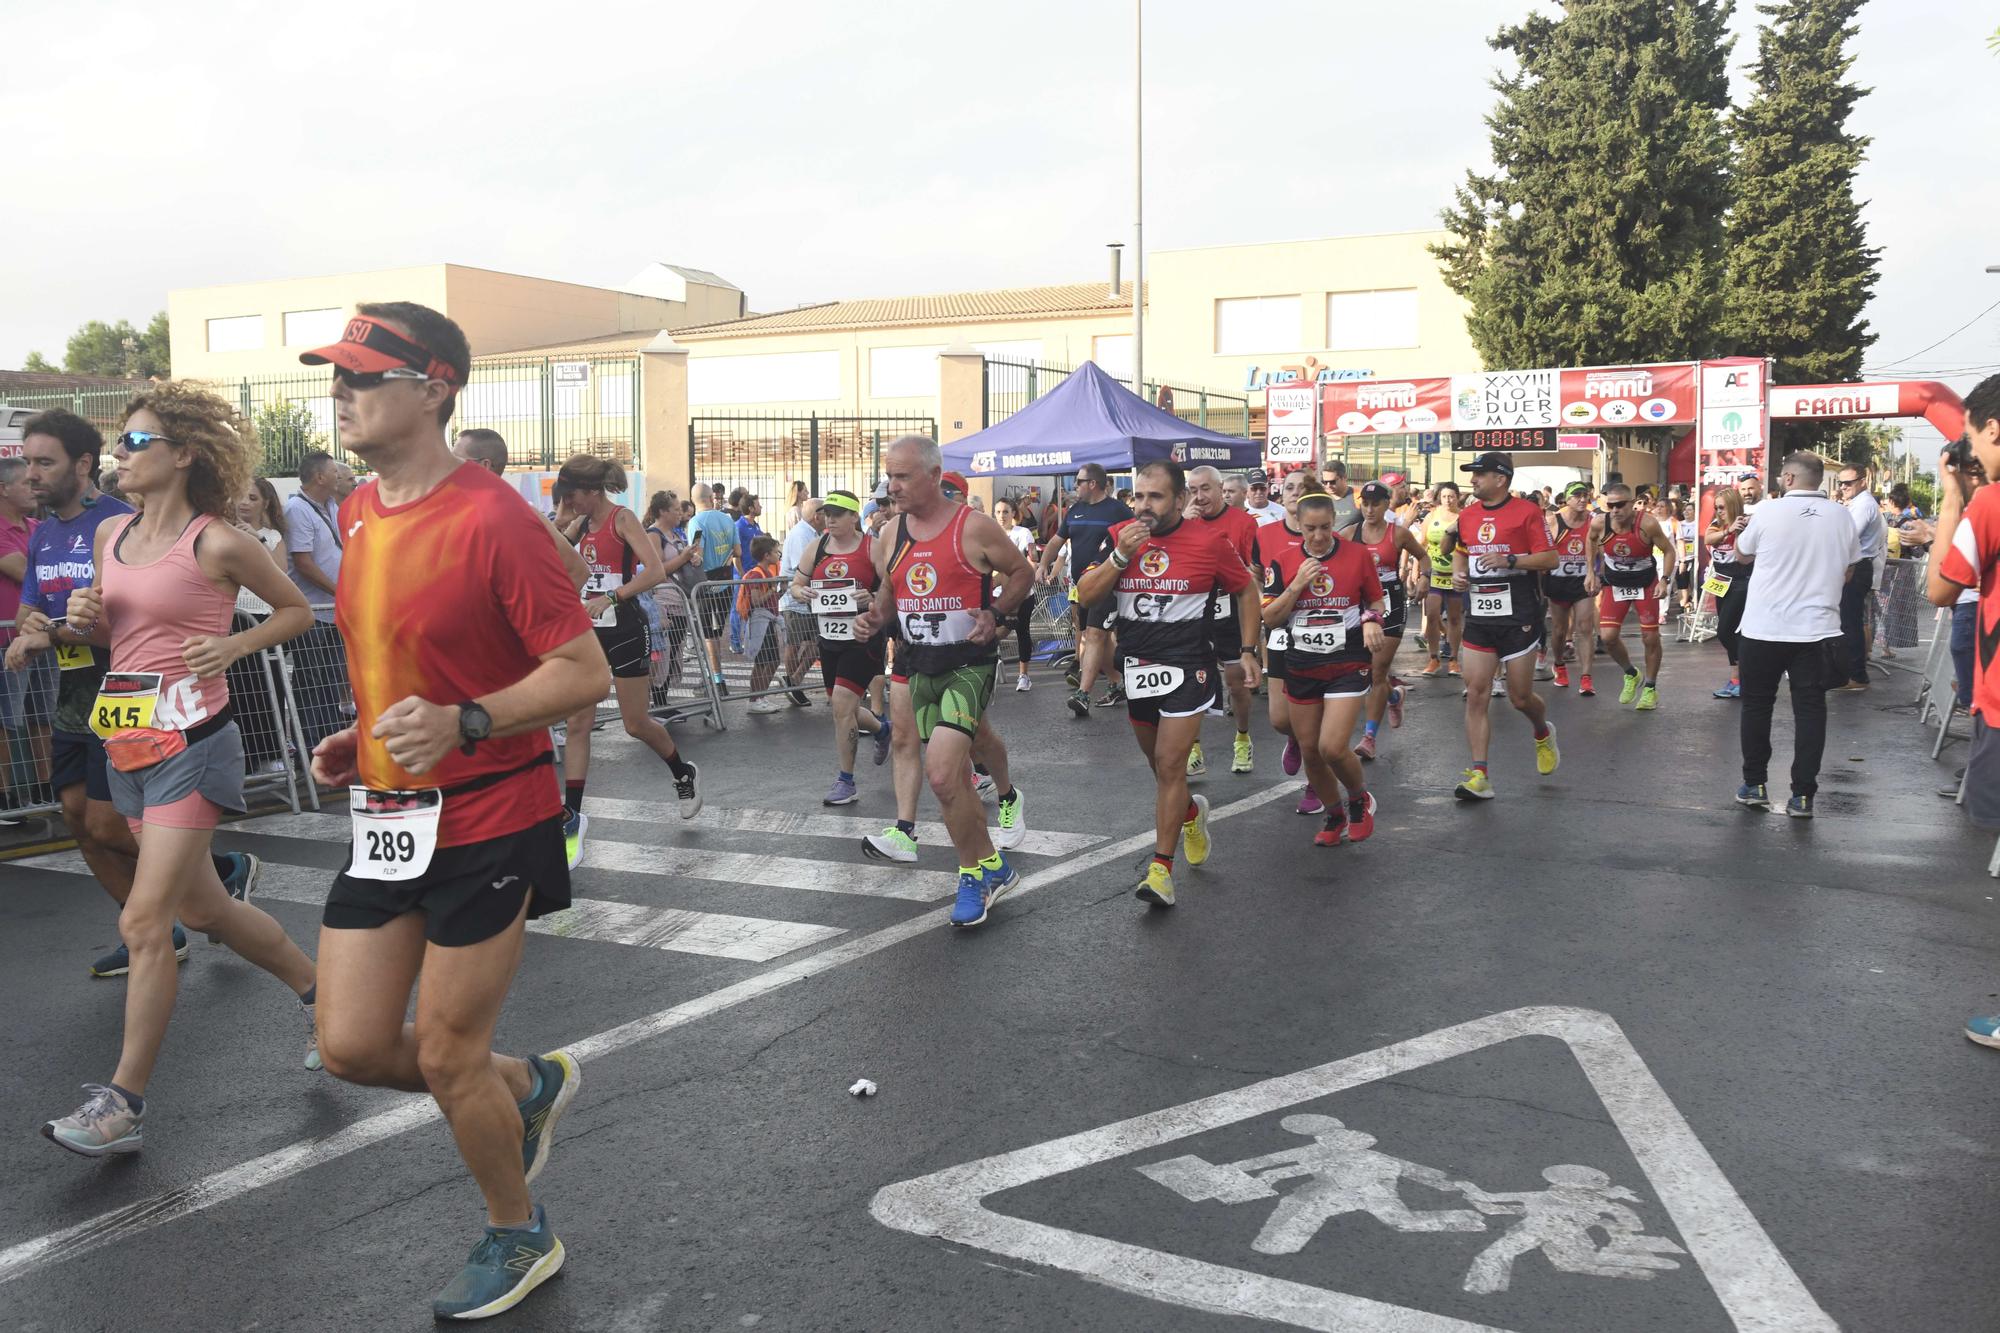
[1107,516,1252,665]
[1549,516,1591,580]
[1598,520,1657,589]
[1266,536,1383,678]
[888,507,992,674]
[577,506,640,628]
[1457,496,1550,622]
[1942,486,2000,718]
[1355,522,1404,590]
[806,534,879,642]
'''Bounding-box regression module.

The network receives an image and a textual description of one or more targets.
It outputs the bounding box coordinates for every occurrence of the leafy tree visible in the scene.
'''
[1834,420,1900,473]
[254,398,328,476]
[20,351,57,372]
[39,311,171,378]
[1434,0,1735,369]
[1723,0,1878,460]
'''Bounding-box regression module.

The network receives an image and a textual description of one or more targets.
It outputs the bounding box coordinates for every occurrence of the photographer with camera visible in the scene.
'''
[1928,376,2000,1048]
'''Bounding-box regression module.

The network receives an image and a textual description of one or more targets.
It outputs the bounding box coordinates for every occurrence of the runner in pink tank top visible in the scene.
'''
[42,383,321,1159]
[102,512,235,729]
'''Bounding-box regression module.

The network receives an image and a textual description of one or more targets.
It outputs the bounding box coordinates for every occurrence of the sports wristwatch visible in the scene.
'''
[456,701,492,756]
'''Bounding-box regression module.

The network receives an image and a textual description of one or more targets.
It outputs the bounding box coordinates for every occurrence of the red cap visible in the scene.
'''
[299,316,464,385]
[941,471,969,500]
[1381,471,1407,486]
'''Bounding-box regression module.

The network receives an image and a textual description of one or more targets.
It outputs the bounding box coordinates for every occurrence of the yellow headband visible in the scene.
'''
[820,492,861,515]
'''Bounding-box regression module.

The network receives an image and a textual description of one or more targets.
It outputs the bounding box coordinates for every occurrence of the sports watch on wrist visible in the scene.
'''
[456,701,492,756]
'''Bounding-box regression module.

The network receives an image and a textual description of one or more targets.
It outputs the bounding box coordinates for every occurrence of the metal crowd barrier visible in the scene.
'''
[0,615,315,845]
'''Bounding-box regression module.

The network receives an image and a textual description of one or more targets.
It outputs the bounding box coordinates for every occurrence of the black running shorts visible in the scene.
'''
[324,816,569,947]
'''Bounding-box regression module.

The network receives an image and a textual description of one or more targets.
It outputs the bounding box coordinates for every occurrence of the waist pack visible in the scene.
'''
[103,709,233,774]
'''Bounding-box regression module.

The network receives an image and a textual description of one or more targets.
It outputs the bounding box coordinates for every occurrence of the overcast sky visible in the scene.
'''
[8,0,1995,451]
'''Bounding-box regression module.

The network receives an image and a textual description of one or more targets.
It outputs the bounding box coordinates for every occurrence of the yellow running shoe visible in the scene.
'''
[1535,722,1561,775]
[1635,684,1659,711]
[1181,793,1212,865]
[1453,767,1494,801]
[1618,671,1640,704]
[1186,742,1206,777]
[1135,859,1176,907]
[1231,733,1253,773]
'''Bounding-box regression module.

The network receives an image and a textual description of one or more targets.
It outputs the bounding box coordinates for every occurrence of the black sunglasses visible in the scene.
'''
[1604,500,1632,510]
[333,365,432,392]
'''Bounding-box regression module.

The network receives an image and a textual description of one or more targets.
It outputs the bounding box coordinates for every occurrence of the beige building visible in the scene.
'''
[167,262,744,381]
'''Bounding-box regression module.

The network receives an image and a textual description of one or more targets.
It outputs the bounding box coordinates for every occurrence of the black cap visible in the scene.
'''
[1359,481,1392,503]
[1247,468,1270,486]
[1459,451,1515,477]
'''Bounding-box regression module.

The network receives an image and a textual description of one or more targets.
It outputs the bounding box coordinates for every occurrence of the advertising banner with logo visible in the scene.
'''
[1451,370,1559,430]
[1265,383,1318,464]
[1694,358,1771,596]
[1320,378,1451,435]
[1767,383,1900,420]
[1558,363,1697,429]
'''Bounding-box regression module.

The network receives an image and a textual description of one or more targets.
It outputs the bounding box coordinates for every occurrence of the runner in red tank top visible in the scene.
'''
[1076,459,1261,909]
[1542,483,1601,693]
[1264,492,1387,850]
[1591,481,1679,710]
[852,435,1034,929]
[554,453,702,874]
[787,488,891,805]
[1346,480,1429,762]
[1259,490,1312,811]
[1449,452,1561,802]
[1186,465,1262,778]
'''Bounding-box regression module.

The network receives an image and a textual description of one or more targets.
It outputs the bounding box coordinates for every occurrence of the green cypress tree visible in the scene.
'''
[1722,0,1878,397]
[1434,0,1735,368]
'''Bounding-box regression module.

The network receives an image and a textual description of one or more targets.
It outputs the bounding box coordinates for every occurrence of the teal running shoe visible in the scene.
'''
[432,1205,565,1321]
[519,1050,581,1185]
[43,1084,143,1157]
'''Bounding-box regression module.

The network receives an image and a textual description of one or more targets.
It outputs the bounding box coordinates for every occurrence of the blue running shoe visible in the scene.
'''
[873,719,893,767]
[1786,793,1814,819]
[90,926,190,978]
[210,852,261,942]
[949,871,991,928]
[432,1205,565,1321]
[1713,680,1742,699]
[1966,1014,2000,1049]
[1734,783,1770,810]
[519,1050,581,1185]
[983,855,1022,909]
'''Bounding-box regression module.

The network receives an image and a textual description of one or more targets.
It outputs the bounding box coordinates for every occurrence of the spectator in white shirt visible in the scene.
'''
[1834,463,1886,689]
[1730,450,1861,818]
[777,498,825,706]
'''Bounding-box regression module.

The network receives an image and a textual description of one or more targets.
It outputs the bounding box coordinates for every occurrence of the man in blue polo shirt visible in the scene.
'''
[688,482,739,693]
[4,410,256,976]
[1033,462,1133,716]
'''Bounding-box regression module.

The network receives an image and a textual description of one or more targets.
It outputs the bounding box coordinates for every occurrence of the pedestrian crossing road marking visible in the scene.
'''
[13,852,846,963]
[871,1006,1835,1332]
[580,797,1107,858]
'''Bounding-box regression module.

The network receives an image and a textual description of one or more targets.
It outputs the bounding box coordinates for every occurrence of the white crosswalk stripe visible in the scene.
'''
[231,814,958,902]
[582,798,1107,858]
[12,851,848,963]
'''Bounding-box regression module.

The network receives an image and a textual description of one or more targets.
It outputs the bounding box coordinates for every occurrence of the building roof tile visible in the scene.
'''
[674,281,1144,340]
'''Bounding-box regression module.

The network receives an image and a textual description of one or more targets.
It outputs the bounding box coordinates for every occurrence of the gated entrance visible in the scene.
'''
[688,413,937,499]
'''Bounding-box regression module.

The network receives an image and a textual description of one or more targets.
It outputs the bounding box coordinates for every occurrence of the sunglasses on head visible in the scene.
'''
[332,365,433,392]
[116,430,176,453]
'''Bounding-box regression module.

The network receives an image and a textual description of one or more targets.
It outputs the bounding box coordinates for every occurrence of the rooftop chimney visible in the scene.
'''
[1107,243,1124,299]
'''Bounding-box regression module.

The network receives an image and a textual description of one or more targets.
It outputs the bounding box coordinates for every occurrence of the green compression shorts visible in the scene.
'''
[907,661,998,742]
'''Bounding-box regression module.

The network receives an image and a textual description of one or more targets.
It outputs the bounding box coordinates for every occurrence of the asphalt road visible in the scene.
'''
[1,639,1994,1332]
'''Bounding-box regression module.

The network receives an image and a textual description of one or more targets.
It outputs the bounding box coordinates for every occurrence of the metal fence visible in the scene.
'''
[688,413,937,501]
[0,617,311,840]
[0,355,644,479]
[983,358,1251,437]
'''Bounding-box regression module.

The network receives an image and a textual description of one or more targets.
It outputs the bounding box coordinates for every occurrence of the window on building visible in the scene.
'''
[1326,289,1419,351]
[1092,334,1133,382]
[205,315,265,353]
[282,308,345,348]
[1214,296,1301,355]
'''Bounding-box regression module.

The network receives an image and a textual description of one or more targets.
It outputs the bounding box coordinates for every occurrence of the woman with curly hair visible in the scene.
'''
[46,382,322,1158]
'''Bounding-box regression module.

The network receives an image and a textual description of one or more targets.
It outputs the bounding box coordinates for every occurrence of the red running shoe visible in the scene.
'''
[1387,681,1406,728]
[1553,665,1570,688]
[1354,733,1377,761]
[1312,812,1345,846]
[1345,792,1377,843]
[1578,674,1596,697]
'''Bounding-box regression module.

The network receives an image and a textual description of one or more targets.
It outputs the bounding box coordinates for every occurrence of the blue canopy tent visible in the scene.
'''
[942,361,1261,478]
